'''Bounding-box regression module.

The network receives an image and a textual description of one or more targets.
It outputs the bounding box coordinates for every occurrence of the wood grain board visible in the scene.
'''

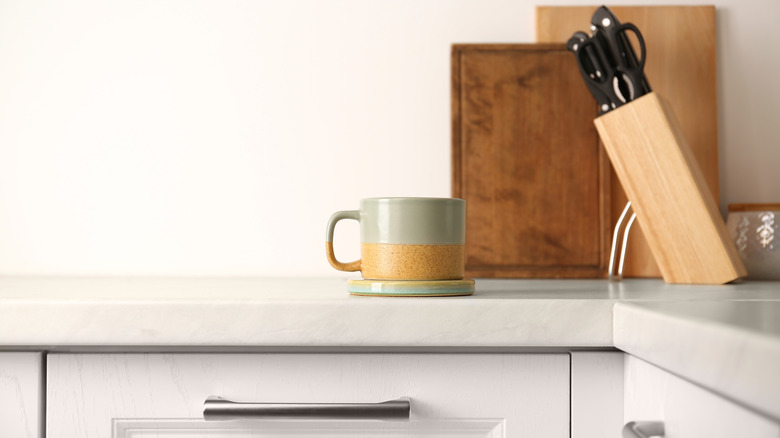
[595,93,745,284]
[452,44,610,278]
[536,6,718,278]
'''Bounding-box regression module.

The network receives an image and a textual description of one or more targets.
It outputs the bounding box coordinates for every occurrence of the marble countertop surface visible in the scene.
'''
[0,276,778,350]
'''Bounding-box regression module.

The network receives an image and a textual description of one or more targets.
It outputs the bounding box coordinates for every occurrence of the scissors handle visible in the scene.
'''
[569,6,652,113]
[613,23,651,95]
[591,7,651,97]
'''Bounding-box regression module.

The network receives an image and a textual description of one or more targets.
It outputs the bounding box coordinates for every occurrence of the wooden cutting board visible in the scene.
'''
[536,6,718,278]
[452,44,611,278]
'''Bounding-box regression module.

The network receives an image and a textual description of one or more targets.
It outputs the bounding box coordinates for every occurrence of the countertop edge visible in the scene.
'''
[0,298,617,348]
[614,301,780,422]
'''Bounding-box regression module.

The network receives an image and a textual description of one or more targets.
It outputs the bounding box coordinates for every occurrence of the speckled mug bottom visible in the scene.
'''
[360,243,465,280]
[347,279,475,297]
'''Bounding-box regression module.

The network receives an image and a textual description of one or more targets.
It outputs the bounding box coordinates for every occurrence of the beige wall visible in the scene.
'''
[0,0,776,275]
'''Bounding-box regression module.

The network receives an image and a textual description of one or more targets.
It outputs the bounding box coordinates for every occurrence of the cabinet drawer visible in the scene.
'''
[47,353,569,438]
[625,355,780,438]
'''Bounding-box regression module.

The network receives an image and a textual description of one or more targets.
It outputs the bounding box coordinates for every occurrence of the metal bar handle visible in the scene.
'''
[203,396,411,421]
[623,421,665,438]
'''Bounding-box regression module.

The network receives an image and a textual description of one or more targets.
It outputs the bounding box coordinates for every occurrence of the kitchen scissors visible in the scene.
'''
[567,6,651,114]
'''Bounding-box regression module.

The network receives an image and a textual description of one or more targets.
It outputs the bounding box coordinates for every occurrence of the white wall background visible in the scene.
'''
[0,0,777,276]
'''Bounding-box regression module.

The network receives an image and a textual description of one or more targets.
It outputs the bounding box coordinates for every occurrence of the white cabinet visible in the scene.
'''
[624,354,780,438]
[0,352,44,438]
[570,352,625,438]
[46,353,570,438]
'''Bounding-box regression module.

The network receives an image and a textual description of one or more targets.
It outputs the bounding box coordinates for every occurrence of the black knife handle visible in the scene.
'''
[567,32,619,114]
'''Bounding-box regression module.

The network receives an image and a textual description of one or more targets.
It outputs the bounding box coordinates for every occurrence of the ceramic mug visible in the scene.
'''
[326,197,466,280]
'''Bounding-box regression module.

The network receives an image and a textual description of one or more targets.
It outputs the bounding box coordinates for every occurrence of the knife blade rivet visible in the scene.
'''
[601,104,610,112]
[602,18,611,27]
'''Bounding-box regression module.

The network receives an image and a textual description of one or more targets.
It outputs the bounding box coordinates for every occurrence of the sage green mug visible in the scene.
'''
[326,197,466,280]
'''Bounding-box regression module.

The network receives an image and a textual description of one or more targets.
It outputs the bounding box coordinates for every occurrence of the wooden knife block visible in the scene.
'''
[537,6,719,278]
[594,93,746,284]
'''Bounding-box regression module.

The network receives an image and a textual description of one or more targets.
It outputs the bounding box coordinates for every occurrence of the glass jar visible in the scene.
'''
[727,204,780,280]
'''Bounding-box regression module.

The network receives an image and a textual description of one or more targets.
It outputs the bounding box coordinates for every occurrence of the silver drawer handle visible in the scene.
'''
[203,396,411,421]
[623,421,665,438]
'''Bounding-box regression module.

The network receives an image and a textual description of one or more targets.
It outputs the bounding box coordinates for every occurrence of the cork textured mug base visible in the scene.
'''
[347,279,475,297]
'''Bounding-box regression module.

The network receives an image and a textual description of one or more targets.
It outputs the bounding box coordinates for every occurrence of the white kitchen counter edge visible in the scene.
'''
[614,301,780,422]
[0,276,778,349]
[0,277,626,348]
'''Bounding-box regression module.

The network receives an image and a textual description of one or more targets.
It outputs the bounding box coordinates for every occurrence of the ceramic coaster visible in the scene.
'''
[347,279,475,297]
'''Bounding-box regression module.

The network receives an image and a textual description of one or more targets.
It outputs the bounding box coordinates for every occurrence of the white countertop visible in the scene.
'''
[2,276,779,419]
[0,276,777,349]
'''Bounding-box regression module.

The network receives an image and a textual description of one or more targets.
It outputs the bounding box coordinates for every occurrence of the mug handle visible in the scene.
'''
[325,210,361,272]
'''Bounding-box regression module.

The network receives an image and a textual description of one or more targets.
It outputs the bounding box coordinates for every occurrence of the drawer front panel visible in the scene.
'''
[47,353,569,438]
[625,355,780,438]
[0,352,44,438]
